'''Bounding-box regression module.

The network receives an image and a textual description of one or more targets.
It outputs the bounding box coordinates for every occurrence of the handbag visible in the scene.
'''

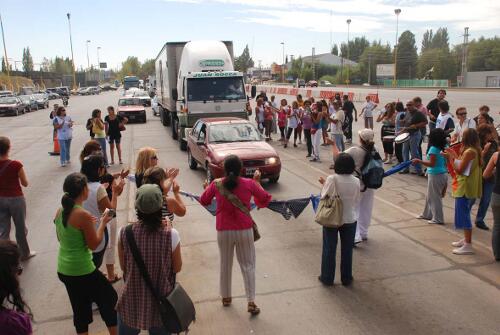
[125,225,196,333]
[214,179,261,241]
[315,176,344,228]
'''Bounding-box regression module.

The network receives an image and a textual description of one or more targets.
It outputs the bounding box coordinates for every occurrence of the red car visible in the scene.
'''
[187,118,281,183]
[117,97,146,123]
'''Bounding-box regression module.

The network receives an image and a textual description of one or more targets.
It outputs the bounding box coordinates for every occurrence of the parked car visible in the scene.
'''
[56,86,70,97]
[306,80,318,87]
[88,86,101,95]
[296,79,306,88]
[132,90,151,106]
[99,83,118,91]
[117,97,146,123]
[319,80,335,87]
[47,92,60,100]
[33,93,49,109]
[76,87,89,95]
[186,117,281,183]
[0,90,14,97]
[18,95,38,112]
[0,96,26,116]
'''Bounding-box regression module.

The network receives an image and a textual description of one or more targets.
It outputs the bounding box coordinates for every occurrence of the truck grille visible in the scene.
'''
[243,159,265,167]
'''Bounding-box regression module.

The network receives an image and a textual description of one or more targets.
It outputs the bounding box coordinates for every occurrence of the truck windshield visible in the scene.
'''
[209,123,261,143]
[187,77,245,101]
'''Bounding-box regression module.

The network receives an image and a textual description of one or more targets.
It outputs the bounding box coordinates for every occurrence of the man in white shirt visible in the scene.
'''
[328,101,345,169]
[360,96,377,129]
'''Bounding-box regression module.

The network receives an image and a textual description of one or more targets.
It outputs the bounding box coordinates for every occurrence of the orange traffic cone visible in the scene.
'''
[48,130,60,156]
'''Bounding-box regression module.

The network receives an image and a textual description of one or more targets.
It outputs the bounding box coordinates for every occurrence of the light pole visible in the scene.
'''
[0,12,11,89]
[67,13,77,90]
[346,19,351,85]
[280,42,285,82]
[86,40,91,69]
[97,46,101,83]
[393,8,401,87]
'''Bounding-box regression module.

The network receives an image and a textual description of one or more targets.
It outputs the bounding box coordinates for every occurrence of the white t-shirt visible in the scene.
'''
[362,101,376,118]
[436,112,453,130]
[53,116,73,140]
[321,174,360,223]
[454,118,476,142]
[329,109,345,135]
[82,182,109,253]
[288,108,299,129]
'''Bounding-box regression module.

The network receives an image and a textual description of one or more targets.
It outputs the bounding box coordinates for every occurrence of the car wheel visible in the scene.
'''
[179,138,187,151]
[188,149,197,169]
[142,114,147,123]
[206,163,214,182]
[269,175,280,184]
[171,114,178,140]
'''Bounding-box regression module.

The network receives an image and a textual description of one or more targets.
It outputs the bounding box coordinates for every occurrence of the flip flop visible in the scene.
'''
[108,275,121,283]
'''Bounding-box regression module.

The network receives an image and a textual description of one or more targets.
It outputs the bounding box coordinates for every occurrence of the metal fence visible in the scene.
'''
[379,79,449,88]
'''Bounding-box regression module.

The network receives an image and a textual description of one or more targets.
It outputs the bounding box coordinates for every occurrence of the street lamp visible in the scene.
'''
[66,13,77,90]
[97,46,101,83]
[393,8,401,87]
[86,40,91,69]
[0,12,11,89]
[346,19,351,85]
[280,42,285,82]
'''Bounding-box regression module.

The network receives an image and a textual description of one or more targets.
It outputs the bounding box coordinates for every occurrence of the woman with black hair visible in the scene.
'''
[81,155,125,269]
[91,109,109,167]
[200,155,271,315]
[0,240,32,335]
[54,172,118,334]
[412,128,448,224]
[318,153,360,286]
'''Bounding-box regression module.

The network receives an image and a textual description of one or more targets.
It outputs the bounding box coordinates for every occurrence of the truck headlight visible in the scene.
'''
[265,157,278,165]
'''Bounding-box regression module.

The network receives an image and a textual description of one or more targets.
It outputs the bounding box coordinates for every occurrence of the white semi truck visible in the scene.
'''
[155,40,255,150]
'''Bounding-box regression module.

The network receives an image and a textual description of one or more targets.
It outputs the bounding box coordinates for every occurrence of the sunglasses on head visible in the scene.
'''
[151,156,158,160]
[457,112,467,116]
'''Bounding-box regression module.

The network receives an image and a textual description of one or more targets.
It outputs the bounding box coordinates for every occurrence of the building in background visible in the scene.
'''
[464,71,500,88]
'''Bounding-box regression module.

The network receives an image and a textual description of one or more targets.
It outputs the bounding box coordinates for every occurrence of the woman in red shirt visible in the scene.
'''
[0,137,35,261]
[200,155,271,315]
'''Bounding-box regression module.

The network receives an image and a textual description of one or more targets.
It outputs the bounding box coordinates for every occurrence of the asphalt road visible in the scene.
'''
[1,90,499,334]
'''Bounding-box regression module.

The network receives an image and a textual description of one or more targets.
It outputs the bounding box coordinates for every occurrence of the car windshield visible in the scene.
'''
[209,123,261,143]
[118,98,141,106]
[187,77,245,101]
[0,97,17,104]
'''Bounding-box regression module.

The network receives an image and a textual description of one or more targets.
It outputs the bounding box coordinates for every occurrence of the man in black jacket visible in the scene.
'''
[426,89,446,131]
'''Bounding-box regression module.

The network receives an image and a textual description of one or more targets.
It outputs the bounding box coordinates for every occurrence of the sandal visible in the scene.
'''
[222,297,232,307]
[248,302,260,315]
[108,274,121,284]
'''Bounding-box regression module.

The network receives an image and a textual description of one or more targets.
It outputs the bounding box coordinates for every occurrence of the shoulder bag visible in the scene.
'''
[315,175,344,228]
[125,225,196,333]
[214,179,261,241]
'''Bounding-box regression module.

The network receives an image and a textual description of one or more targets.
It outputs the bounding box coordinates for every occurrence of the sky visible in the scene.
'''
[1,0,500,71]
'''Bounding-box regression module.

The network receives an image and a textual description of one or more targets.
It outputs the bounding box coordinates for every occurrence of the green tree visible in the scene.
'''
[421,30,433,53]
[396,30,418,79]
[234,45,254,73]
[340,36,369,62]
[49,57,73,74]
[22,47,34,74]
[140,59,155,77]
[417,48,456,80]
[118,56,141,79]
[359,43,393,84]
[331,44,339,56]
[431,27,449,51]
[467,37,500,71]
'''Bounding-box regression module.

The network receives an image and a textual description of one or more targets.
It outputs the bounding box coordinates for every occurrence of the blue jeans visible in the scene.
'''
[320,223,357,285]
[95,137,109,166]
[118,315,169,335]
[58,139,72,164]
[332,133,345,152]
[469,179,494,225]
[403,131,422,173]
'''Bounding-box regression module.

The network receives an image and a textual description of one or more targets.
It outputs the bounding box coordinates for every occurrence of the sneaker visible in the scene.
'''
[354,237,363,244]
[475,222,489,230]
[310,158,318,162]
[306,154,311,158]
[384,159,392,165]
[417,215,430,220]
[61,163,66,167]
[452,243,474,255]
[399,170,409,174]
[428,219,444,225]
[451,239,465,247]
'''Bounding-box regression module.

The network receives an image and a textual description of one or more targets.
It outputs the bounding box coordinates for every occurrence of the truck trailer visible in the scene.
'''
[155,40,254,150]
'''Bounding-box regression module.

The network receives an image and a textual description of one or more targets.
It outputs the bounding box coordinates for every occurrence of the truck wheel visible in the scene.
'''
[269,175,280,184]
[163,108,171,126]
[171,114,178,140]
[188,149,197,169]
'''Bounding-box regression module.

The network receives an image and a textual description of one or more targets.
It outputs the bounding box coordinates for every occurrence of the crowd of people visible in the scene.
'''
[1,88,499,334]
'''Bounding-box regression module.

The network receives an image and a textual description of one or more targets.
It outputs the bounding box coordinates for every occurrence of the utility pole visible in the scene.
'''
[67,13,77,90]
[460,27,470,88]
[393,8,401,87]
[86,40,91,69]
[97,46,101,83]
[311,47,316,80]
[0,12,12,90]
[346,19,351,85]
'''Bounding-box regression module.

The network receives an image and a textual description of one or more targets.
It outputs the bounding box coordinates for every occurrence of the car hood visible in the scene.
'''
[118,106,145,111]
[208,141,278,161]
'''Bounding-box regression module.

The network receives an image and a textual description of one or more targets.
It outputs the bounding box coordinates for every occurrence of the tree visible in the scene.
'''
[140,59,155,77]
[22,47,34,74]
[359,43,393,84]
[431,27,449,51]
[234,45,254,73]
[1,57,8,73]
[421,29,433,53]
[417,48,456,80]
[118,56,141,78]
[467,37,500,71]
[396,30,418,79]
[49,57,73,75]
[331,44,339,56]
[340,36,369,62]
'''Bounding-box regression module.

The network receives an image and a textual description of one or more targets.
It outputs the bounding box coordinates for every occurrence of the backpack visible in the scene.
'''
[359,148,384,191]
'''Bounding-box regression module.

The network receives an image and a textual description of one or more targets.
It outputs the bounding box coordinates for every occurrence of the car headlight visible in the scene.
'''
[265,157,279,165]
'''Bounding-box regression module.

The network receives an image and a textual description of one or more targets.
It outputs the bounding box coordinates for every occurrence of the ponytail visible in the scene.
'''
[61,173,88,227]
[223,155,242,191]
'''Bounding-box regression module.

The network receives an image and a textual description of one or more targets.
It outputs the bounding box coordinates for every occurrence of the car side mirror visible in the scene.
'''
[251,85,257,98]
[172,88,178,101]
